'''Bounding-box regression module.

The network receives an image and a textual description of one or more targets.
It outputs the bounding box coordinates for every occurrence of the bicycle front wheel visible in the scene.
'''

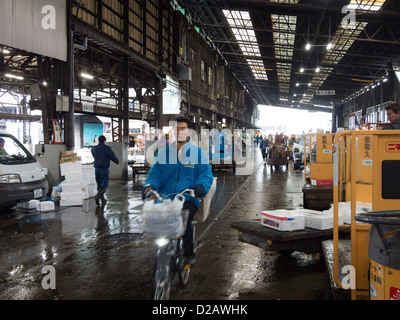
[151,244,173,300]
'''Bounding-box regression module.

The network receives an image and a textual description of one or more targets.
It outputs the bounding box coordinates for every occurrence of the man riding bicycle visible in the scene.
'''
[142,116,213,264]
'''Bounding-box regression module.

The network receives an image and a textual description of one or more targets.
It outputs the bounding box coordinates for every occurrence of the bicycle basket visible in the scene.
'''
[143,205,189,238]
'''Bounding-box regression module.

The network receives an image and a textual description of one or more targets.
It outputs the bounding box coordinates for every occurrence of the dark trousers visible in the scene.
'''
[182,201,198,254]
[261,148,267,160]
[95,167,109,200]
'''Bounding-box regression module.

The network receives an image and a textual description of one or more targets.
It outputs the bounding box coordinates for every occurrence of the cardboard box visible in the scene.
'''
[35,201,55,212]
[311,179,333,186]
[261,210,305,231]
[61,150,75,158]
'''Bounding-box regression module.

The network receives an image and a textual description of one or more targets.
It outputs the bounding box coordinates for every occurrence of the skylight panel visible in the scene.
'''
[223,10,268,80]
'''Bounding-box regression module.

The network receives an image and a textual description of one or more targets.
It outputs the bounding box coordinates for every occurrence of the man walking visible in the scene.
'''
[91,135,119,206]
[259,135,269,165]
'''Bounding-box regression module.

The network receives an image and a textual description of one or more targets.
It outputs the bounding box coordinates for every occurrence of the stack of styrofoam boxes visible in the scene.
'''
[60,160,85,207]
[82,164,97,199]
[322,202,372,225]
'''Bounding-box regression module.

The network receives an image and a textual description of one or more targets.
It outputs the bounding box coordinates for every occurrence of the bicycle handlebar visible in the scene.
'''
[148,189,195,202]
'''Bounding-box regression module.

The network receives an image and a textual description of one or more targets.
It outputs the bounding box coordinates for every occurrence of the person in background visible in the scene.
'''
[0,138,7,155]
[91,135,119,206]
[142,116,213,264]
[259,135,269,165]
[383,102,400,129]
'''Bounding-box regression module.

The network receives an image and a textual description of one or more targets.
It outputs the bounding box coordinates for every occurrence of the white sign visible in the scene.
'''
[163,75,181,114]
[82,102,94,113]
[316,90,336,96]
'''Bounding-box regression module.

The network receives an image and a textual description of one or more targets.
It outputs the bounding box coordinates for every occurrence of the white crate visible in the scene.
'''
[60,191,84,201]
[261,210,305,231]
[35,201,55,212]
[88,184,97,197]
[61,181,81,193]
[18,199,40,209]
[60,161,82,177]
[60,198,84,207]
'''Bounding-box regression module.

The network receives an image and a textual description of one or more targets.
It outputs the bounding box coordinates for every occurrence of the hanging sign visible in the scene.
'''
[52,119,62,144]
[316,90,336,96]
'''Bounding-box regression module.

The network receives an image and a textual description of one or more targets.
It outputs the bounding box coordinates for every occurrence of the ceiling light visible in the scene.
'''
[5,73,24,80]
[315,67,321,73]
[81,72,94,80]
[2,49,10,54]
[383,78,388,82]
[308,83,311,87]
[327,43,333,50]
[300,67,304,73]
[296,83,299,87]
[305,43,311,50]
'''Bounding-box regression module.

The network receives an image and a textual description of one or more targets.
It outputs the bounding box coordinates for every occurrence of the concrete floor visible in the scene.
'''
[0,150,326,300]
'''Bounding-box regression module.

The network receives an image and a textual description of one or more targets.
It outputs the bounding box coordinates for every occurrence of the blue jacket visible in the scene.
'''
[91,142,119,168]
[145,141,213,208]
[259,139,269,150]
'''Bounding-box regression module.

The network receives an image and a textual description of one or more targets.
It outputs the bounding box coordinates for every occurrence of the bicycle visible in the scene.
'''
[142,189,196,300]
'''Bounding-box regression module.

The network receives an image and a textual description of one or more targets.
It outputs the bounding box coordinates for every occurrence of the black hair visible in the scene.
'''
[386,102,400,114]
[175,116,192,129]
[98,135,106,143]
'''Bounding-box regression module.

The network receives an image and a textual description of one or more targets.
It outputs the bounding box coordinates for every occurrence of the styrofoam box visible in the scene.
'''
[60,191,84,201]
[35,201,55,212]
[88,184,97,198]
[82,164,95,173]
[322,202,372,225]
[60,161,82,177]
[18,199,40,209]
[261,210,305,231]
[305,212,344,230]
[60,198,84,207]
[62,181,81,193]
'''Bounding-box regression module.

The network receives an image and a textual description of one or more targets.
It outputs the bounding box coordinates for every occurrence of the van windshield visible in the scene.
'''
[0,134,36,164]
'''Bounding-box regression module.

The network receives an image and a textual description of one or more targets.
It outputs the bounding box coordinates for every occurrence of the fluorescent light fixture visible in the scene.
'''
[5,73,24,80]
[80,72,94,80]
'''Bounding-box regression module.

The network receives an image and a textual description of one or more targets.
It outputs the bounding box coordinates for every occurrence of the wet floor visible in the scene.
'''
[0,149,326,300]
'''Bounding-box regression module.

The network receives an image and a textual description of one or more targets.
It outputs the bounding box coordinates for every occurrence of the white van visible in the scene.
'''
[0,132,48,208]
